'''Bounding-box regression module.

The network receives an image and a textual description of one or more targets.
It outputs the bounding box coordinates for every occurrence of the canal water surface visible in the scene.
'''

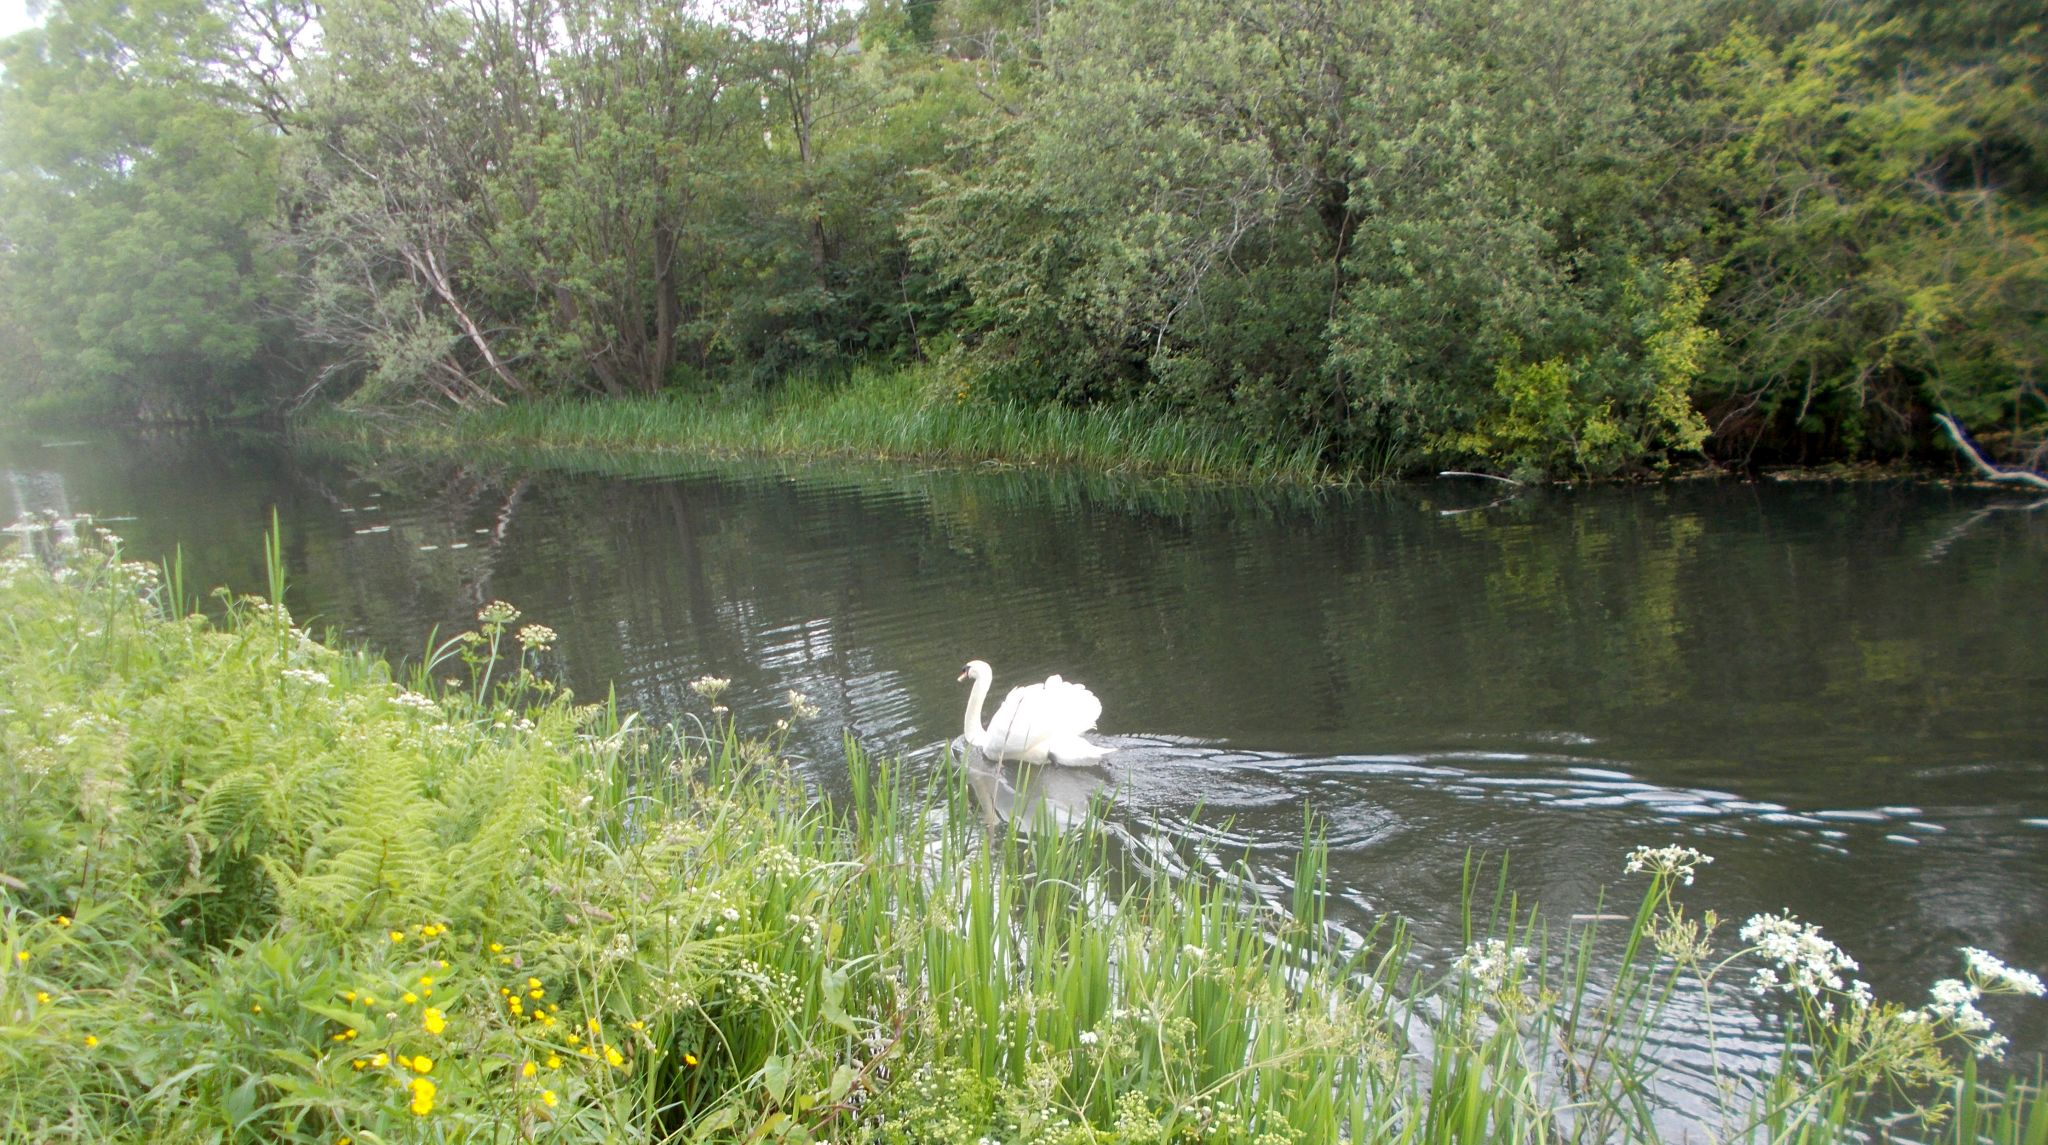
[7,429,2047,1076]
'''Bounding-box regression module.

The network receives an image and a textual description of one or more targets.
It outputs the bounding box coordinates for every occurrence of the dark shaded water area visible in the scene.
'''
[8,429,2048,1074]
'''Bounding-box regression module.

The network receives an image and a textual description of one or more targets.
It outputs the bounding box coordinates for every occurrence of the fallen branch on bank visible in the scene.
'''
[1934,413,2048,491]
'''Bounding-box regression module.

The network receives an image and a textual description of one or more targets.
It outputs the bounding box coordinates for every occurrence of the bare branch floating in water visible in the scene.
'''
[1934,414,2048,491]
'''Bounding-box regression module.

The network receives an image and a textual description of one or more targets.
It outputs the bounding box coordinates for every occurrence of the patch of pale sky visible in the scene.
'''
[1,0,41,39]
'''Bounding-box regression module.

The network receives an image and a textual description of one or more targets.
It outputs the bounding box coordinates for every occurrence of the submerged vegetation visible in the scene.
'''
[3,518,2046,1142]
[0,0,2042,478]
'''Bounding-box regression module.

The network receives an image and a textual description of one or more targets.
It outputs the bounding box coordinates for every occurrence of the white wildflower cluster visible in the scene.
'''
[1740,911,1864,1014]
[516,623,557,651]
[688,675,731,700]
[477,600,521,627]
[281,668,331,688]
[390,689,439,712]
[1912,947,2046,1060]
[1455,938,1533,992]
[786,690,821,721]
[1624,844,1715,886]
[1926,978,1992,1031]
[1963,947,2047,997]
[756,845,806,879]
[1076,1030,1100,1047]
[784,911,823,950]
[718,958,800,1007]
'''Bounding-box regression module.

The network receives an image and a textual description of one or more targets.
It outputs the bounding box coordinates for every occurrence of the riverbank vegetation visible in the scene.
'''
[305,366,1332,481]
[0,0,2041,479]
[5,519,2048,1141]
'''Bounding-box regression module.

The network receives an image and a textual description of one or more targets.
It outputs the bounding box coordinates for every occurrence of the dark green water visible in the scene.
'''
[8,429,2047,1070]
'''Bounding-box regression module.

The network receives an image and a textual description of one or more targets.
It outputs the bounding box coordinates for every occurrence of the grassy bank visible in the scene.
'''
[3,519,2045,1143]
[298,366,1335,484]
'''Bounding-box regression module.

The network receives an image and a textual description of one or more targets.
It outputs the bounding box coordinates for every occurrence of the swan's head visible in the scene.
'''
[958,659,992,685]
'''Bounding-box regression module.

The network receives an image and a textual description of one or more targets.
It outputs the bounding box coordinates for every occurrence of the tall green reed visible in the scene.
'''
[301,365,1335,484]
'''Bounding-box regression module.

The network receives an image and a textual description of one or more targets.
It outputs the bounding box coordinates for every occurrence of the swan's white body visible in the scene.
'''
[958,659,1112,765]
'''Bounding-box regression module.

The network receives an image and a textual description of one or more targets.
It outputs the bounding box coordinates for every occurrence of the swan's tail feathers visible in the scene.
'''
[1045,736,1113,766]
[984,675,1105,761]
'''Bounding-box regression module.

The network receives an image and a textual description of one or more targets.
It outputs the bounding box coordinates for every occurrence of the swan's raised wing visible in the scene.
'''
[983,674,1103,761]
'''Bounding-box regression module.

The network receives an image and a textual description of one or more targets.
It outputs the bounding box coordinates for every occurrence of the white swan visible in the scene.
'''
[958,659,1112,765]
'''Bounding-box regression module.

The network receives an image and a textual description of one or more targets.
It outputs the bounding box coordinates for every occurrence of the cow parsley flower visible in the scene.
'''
[1740,911,1858,1001]
[517,623,557,651]
[689,675,731,701]
[1962,948,2045,996]
[1624,844,1714,886]
[1455,938,1533,992]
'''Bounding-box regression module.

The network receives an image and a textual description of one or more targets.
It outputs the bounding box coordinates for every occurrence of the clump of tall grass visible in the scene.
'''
[1,517,2043,1143]
[300,366,1334,484]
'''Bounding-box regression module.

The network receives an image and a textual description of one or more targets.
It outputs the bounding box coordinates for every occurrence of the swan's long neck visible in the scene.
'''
[963,672,991,743]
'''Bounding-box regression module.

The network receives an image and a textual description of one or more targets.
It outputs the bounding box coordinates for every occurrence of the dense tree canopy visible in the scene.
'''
[0,0,2039,474]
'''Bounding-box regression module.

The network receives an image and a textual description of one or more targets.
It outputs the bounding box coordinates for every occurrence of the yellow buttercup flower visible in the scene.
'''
[36,991,51,1004]
[55,916,71,928]
[371,1053,389,1068]
[489,943,503,953]
[683,1052,700,1067]
[14,951,27,964]
[343,991,357,1002]
[522,1060,538,1079]
[604,1045,625,1068]
[84,1035,99,1048]
[409,1076,436,1116]
[403,992,419,1005]
[408,1054,434,1073]
[546,1053,563,1069]
[389,930,404,943]
[540,1089,558,1108]
[422,1007,447,1035]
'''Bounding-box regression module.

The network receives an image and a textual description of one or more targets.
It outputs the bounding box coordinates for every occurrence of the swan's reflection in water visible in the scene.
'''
[954,739,1115,830]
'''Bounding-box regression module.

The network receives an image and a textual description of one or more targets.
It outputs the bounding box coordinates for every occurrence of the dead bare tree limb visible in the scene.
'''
[1933,414,2048,491]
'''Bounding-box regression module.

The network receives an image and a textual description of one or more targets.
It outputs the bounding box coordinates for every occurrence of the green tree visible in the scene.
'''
[1690,17,2046,463]
[0,0,290,418]
[913,0,1715,477]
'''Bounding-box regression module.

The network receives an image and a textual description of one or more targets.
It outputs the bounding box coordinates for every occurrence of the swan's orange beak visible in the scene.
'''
[956,665,971,682]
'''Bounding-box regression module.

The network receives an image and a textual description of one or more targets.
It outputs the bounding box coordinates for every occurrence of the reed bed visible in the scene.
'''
[1,518,2043,1143]
[303,367,1333,484]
